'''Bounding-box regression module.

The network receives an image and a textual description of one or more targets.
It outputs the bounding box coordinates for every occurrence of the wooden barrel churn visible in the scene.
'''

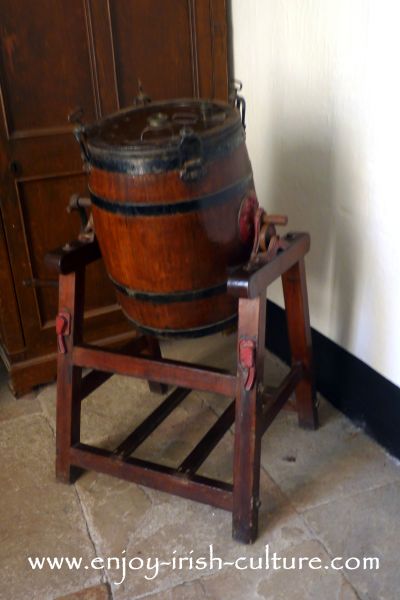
[77,99,256,337]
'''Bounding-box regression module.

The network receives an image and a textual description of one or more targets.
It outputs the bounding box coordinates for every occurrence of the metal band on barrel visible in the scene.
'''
[86,120,244,174]
[119,311,238,338]
[90,173,253,217]
[110,275,228,304]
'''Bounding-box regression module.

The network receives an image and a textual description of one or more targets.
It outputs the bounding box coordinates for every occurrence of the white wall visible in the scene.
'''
[231,0,400,387]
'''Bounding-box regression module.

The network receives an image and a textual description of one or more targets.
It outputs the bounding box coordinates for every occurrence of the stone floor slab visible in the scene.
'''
[81,466,310,599]
[142,579,207,599]
[260,396,400,512]
[302,480,400,600]
[201,539,360,600]
[0,415,101,600]
[0,413,57,493]
[55,583,111,600]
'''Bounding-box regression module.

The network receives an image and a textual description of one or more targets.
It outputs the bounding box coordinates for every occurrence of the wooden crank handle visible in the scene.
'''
[258,212,288,254]
[262,213,288,226]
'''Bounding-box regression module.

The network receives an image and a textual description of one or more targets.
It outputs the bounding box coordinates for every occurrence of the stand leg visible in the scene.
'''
[145,337,168,394]
[282,259,318,430]
[56,268,84,483]
[233,296,265,543]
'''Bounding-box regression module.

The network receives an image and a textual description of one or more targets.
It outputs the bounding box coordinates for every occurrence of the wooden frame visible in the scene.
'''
[46,231,318,544]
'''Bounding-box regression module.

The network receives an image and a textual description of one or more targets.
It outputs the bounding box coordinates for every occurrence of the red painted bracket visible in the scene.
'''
[56,311,71,354]
[239,338,257,391]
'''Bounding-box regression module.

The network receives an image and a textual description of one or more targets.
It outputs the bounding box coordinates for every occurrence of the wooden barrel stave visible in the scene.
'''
[117,290,237,334]
[89,142,252,203]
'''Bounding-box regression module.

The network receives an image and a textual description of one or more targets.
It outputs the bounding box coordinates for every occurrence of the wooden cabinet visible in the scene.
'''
[0,0,229,395]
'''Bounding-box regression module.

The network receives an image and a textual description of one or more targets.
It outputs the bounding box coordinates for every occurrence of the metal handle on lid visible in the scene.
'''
[73,125,90,162]
[172,111,198,125]
[147,112,169,128]
[68,107,90,162]
[133,79,151,105]
[230,79,246,130]
[140,113,174,141]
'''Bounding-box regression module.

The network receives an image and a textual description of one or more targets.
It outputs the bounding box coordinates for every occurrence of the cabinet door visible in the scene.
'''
[105,0,228,105]
[0,0,126,362]
[0,0,228,366]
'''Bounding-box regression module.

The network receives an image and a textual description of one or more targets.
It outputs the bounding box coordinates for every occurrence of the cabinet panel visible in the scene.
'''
[0,216,24,355]
[19,174,116,326]
[109,0,195,106]
[0,0,97,135]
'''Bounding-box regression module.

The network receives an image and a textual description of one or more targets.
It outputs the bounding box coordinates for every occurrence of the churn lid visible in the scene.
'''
[75,99,244,177]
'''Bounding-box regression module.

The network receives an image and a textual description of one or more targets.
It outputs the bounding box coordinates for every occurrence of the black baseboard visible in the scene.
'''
[266,300,400,460]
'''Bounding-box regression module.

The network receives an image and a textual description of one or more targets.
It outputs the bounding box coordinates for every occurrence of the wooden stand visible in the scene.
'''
[46,232,318,544]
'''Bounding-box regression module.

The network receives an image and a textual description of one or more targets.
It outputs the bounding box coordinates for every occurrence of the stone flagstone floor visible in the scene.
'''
[1,333,399,599]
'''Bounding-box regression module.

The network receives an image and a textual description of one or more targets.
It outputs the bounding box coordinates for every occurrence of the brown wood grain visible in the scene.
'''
[70,443,233,511]
[56,268,85,483]
[282,258,319,430]
[232,296,265,543]
[73,344,237,398]
[89,131,253,332]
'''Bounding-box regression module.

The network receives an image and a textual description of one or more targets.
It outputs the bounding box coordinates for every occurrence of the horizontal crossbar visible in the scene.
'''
[80,336,149,401]
[262,363,303,434]
[45,238,101,275]
[227,233,310,298]
[113,387,191,459]
[69,443,233,511]
[262,385,297,413]
[73,345,237,397]
[80,370,112,401]
[178,400,235,476]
